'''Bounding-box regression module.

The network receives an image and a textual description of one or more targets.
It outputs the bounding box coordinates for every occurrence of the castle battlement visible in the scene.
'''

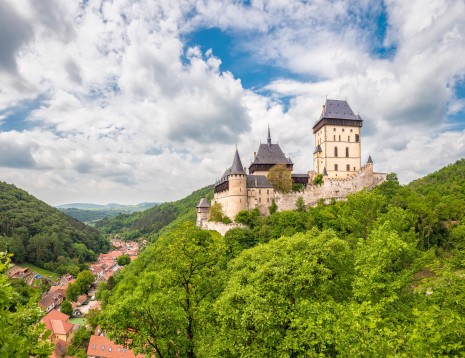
[197,99,387,234]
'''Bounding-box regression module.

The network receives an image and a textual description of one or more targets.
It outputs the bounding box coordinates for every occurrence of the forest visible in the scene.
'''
[96,159,465,357]
[0,181,109,274]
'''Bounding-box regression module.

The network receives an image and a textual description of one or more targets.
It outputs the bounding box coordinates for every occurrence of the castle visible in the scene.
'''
[196,99,387,232]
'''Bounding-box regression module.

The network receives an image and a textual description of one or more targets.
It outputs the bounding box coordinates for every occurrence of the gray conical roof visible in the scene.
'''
[323,167,328,176]
[367,155,373,164]
[267,125,271,146]
[196,198,211,208]
[230,149,245,175]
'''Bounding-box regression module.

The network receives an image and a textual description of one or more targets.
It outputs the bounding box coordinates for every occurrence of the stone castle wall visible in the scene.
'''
[199,221,247,236]
[275,164,386,211]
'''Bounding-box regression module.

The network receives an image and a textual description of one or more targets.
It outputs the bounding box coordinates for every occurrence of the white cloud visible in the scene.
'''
[0,0,464,205]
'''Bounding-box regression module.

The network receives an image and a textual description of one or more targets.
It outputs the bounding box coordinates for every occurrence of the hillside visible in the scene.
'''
[95,186,213,240]
[0,181,109,273]
[57,202,159,223]
[97,159,465,357]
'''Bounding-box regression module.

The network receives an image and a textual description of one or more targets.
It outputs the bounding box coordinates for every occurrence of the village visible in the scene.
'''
[6,237,144,358]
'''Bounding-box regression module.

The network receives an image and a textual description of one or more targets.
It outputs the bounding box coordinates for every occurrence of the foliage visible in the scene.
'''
[0,181,109,271]
[234,209,259,227]
[295,196,306,212]
[66,270,94,301]
[313,173,324,185]
[96,186,213,240]
[117,254,131,266]
[292,182,305,192]
[100,223,227,357]
[267,164,293,193]
[208,202,231,224]
[67,326,92,357]
[0,252,54,357]
[61,300,73,315]
[269,199,278,215]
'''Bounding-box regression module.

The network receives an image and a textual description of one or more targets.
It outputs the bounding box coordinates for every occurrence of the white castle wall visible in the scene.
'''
[199,221,248,236]
[275,164,386,211]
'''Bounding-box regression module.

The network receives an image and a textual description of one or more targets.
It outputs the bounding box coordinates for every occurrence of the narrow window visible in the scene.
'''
[353,166,356,171]
[355,134,360,142]
[348,136,350,142]
[333,135,336,141]
[350,129,353,132]
[339,135,341,141]
[342,128,345,132]
[346,147,349,157]
[259,189,261,194]
[335,164,338,171]
[334,128,336,131]
[346,164,350,171]
[334,147,338,157]
[267,189,269,194]
[259,198,262,203]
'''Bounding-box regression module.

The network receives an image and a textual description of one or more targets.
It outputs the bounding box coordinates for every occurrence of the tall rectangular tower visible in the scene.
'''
[312,99,363,178]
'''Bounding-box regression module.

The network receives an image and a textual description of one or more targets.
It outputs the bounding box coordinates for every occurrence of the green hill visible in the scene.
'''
[0,181,109,273]
[95,186,213,240]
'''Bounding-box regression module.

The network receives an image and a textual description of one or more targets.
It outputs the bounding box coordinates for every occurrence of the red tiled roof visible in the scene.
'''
[50,319,74,335]
[87,335,144,358]
[41,310,70,331]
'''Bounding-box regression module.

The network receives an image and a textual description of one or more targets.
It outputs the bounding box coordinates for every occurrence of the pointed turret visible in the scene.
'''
[230,149,245,175]
[367,155,373,164]
[323,167,328,176]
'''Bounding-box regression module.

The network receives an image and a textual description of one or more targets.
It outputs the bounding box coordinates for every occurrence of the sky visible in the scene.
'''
[1,0,465,206]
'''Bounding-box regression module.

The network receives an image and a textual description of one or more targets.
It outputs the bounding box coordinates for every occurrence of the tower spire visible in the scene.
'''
[267,124,271,146]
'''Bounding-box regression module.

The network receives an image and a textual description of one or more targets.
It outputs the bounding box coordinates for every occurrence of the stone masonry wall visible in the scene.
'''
[199,221,248,236]
[275,164,387,211]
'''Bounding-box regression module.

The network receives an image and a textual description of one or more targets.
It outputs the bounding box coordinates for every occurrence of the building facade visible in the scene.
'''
[313,99,363,178]
[197,99,387,227]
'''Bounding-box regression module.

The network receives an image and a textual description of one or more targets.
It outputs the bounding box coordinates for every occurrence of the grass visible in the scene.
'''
[20,263,59,280]
[69,318,87,326]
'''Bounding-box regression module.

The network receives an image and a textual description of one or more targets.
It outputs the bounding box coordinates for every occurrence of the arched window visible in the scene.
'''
[346,147,349,157]
[334,147,338,157]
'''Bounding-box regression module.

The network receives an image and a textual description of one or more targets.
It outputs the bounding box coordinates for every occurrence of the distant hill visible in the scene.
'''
[56,202,159,223]
[96,186,213,240]
[0,181,109,272]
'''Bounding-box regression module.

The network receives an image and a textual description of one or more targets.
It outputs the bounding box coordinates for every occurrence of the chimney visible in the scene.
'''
[253,151,257,160]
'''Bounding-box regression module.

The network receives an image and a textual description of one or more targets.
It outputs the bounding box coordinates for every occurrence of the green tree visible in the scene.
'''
[267,164,293,193]
[67,326,92,357]
[0,252,54,357]
[100,223,227,358]
[269,199,278,215]
[209,202,225,223]
[313,173,324,185]
[117,254,131,266]
[61,300,73,315]
[211,229,353,357]
[296,196,306,212]
[234,209,259,227]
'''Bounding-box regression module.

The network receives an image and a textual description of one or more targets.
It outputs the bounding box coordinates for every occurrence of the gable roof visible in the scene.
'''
[251,143,293,166]
[50,319,74,335]
[41,310,70,332]
[246,175,273,188]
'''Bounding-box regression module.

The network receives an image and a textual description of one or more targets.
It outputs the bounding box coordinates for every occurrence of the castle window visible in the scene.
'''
[348,136,350,142]
[350,129,353,132]
[346,164,350,171]
[335,164,338,171]
[355,134,360,142]
[334,128,336,131]
[334,147,338,157]
[259,198,262,203]
[339,135,341,141]
[342,128,345,132]
[353,166,356,171]
[333,135,336,141]
[267,189,269,194]
[346,147,349,157]
[259,189,261,194]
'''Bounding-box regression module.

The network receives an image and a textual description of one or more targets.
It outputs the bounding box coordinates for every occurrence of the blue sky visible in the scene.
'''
[1,0,465,205]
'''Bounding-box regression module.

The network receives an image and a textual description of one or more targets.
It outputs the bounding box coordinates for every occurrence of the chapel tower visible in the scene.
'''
[313,99,363,178]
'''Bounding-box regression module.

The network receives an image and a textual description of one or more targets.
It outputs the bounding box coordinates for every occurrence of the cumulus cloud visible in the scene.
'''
[0,0,464,204]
